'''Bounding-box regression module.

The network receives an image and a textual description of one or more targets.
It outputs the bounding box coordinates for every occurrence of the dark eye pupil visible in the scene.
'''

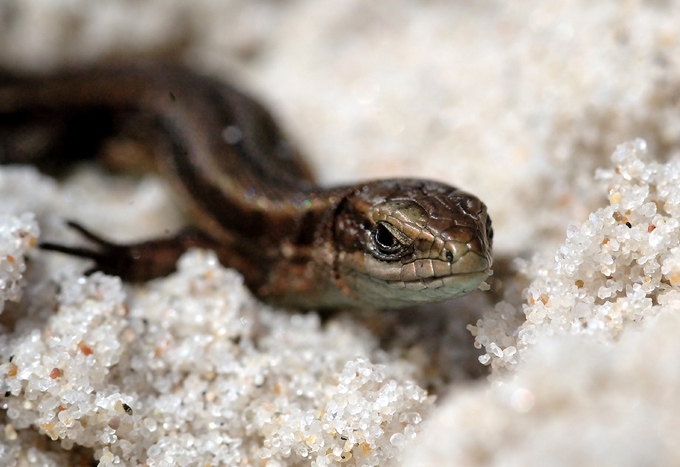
[485,215,494,243]
[372,223,408,259]
[375,224,395,249]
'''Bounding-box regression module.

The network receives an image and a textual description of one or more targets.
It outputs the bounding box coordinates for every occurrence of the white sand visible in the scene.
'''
[2,1,680,466]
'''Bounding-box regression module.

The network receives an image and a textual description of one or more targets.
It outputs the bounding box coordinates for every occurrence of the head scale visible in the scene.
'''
[333,179,493,308]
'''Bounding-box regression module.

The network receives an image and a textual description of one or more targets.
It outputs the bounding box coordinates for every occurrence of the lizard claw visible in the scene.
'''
[40,221,218,282]
[40,221,142,280]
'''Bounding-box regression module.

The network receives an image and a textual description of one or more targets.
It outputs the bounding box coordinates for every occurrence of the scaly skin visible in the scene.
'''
[0,63,493,309]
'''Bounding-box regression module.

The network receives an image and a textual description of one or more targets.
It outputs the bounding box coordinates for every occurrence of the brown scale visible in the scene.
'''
[0,63,493,309]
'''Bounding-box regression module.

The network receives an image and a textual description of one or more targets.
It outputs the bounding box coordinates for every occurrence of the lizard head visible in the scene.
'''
[332,179,493,308]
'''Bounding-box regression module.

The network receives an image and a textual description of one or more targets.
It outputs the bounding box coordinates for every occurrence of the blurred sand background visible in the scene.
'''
[3,1,680,466]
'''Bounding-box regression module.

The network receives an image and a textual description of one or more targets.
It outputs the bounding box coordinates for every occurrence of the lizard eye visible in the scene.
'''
[373,222,406,257]
[485,213,494,246]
